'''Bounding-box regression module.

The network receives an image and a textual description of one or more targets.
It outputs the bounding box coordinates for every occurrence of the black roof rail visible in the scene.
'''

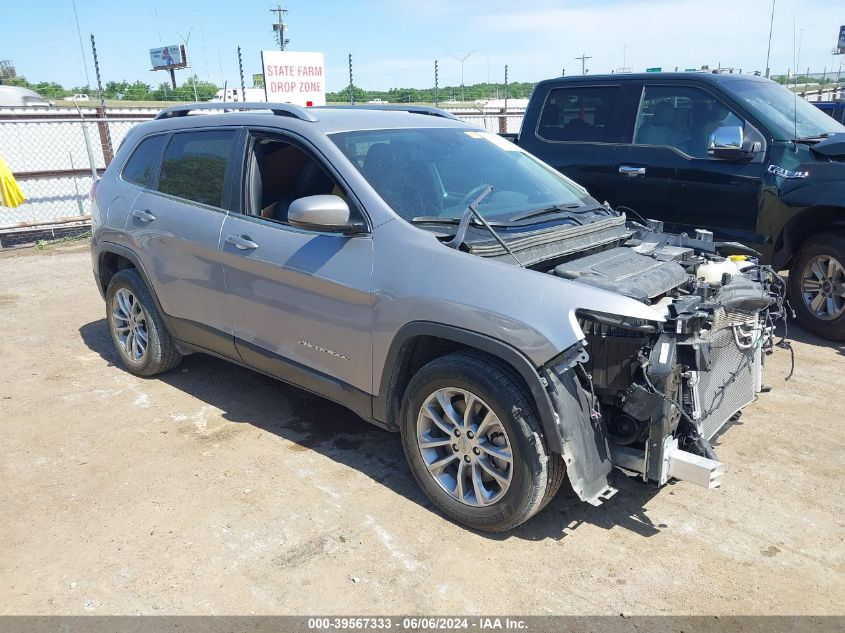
[319,104,459,120]
[154,102,319,122]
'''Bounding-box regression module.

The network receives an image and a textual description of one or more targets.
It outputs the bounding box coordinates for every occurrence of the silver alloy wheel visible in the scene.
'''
[800,254,845,321]
[416,387,513,507]
[111,288,149,362]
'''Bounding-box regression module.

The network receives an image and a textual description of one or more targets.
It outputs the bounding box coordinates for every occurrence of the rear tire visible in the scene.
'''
[788,231,845,342]
[106,268,182,376]
[399,351,564,532]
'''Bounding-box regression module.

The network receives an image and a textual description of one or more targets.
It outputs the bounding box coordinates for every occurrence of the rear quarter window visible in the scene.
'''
[537,86,620,142]
[156,130,236,207]
[121,135,166,187]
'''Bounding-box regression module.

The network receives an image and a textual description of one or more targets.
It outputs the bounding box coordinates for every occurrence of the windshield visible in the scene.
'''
[329,127,596,222]
[730,79,845,140]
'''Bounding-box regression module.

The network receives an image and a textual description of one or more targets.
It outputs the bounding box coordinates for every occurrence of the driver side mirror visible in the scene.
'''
[708,125,760,161]
[287,195,360,233]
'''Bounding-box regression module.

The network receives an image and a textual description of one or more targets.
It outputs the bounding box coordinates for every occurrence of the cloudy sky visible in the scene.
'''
[4,0,843,90]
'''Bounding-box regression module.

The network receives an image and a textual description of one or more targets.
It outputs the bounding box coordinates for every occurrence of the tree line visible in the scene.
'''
[2,75,537,104]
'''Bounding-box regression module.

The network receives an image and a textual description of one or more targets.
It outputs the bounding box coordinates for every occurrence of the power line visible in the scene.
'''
[70,0,91,88]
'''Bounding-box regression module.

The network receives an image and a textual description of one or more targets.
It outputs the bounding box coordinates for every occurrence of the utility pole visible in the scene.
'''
[765,0,776,78]
[448,50,476,103]
[348,53,354,104]
[575,53,591,75]
[271,5,289,51]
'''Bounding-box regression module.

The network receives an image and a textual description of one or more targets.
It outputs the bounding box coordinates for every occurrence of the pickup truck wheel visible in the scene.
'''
[788,232,845,341]
[399,351,563,532]
[106,269,182,376]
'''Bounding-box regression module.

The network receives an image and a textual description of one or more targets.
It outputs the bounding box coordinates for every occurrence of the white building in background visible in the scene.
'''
[209,87,267,103]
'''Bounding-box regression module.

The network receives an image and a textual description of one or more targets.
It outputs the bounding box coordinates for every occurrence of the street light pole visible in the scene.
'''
[448,50,476,103]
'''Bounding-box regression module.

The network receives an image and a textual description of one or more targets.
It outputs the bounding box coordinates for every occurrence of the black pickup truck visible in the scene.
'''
[509,72,845,340]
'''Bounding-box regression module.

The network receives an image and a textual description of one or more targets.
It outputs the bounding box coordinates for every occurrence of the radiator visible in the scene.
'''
[689,309,762,440]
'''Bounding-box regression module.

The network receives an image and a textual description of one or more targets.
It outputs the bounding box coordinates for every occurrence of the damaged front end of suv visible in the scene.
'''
[539,221,789,503]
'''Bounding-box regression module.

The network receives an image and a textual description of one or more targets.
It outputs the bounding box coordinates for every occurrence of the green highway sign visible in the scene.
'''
[646,67,662,72]
[684,68,697,72]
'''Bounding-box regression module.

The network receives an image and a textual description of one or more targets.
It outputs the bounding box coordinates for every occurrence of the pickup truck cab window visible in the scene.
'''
[633,85,747,158]
[537,86,620,143]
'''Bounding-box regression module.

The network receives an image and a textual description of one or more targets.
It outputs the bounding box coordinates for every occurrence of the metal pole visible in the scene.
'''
[89,33,112,161]
[504,65,508,111]
[90,34,107,113]
[434,60,439,107]
[348,53,354,104]
[765,0,776,78]
[238,46,246,102]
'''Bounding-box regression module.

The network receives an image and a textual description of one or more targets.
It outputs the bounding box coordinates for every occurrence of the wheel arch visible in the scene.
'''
[773,204,845,270]
[95,242,174,333]
[374,322,563,454]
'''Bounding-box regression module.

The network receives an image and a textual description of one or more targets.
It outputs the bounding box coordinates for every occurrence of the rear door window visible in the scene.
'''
[537,86,621,142]
[156,130,236,208]
[122,135,166,187]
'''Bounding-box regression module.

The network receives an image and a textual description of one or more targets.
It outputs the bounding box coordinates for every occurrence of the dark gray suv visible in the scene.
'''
[91,103,786,531]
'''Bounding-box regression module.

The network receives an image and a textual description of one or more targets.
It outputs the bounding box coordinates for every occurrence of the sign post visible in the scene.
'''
[261,51,326,106]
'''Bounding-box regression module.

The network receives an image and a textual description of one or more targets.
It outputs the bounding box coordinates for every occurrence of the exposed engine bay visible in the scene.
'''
[434,202,790,501]
[540,218,790,499]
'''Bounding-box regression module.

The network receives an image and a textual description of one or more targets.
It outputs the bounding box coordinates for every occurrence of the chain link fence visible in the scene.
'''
[0,110,154,230]
[0,106,525,237]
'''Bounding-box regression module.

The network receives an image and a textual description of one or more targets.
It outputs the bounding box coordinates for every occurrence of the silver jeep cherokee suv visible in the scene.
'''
[91,103,787,532]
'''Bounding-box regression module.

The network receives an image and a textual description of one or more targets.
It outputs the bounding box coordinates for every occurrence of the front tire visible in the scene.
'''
[399,351,564,532]
[106,268,182,376]
[788,231,845,341]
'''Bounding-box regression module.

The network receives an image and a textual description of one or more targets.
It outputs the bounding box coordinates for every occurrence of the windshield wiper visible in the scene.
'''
[410,215,508,227]
[506,203,609,224]
[445,186,525,268]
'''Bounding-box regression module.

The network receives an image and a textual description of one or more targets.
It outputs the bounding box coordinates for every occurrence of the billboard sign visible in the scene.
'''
[839,25,845,52]
[150,45,186,70]
[261,51,325,106]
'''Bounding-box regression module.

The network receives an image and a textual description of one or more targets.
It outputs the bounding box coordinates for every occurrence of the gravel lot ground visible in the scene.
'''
[1,242,843,615]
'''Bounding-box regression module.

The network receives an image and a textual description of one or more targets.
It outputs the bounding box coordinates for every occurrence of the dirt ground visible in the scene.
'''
[1,242,843,616]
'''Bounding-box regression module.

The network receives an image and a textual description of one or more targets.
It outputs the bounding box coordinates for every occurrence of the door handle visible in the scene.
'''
[225,234,259,250]
[131,209,156,222]
[618,165,647,177]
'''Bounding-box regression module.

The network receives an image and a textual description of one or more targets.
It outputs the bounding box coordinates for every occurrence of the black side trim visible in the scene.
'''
[235,337,380,427]
[375,322,563,453]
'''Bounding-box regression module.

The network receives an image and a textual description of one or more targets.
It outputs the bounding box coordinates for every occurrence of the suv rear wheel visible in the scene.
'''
[106,269,182,376]
[399,351,564,532]
[789,231,845,341]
